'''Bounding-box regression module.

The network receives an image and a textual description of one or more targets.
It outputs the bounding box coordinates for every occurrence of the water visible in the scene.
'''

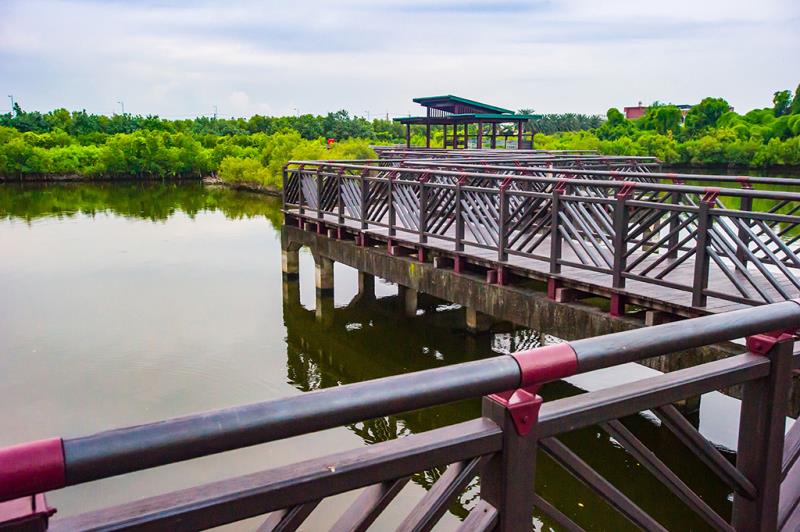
[0,181,757,530]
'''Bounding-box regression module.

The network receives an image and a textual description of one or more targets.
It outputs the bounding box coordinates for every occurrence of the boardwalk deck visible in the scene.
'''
[287,208,800,317]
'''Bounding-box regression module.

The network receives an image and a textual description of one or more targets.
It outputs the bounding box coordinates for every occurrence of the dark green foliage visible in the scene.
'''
[774,90,793,117]
[684,97,730,137]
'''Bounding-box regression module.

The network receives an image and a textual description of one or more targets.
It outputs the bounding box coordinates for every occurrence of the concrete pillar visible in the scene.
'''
[282,248,299,277]
[466,307,493,334]
[358,271,375,300]
[314,255,334,292]
[282,277,300,307]
[399,285,418,317]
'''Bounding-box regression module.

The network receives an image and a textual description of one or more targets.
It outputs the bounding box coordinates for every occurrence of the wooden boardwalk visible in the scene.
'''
[283,157,800,318]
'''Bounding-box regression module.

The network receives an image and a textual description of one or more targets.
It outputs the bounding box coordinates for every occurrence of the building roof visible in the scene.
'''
[411,95,514,114]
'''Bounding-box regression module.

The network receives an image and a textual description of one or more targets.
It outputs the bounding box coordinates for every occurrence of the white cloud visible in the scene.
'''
[0,0,797,117]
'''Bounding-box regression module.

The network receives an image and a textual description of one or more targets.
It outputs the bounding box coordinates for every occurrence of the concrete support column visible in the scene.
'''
[466,307,493,334]
[398,285,418,317]
[282,248,299,277]
[314,255,334,292]
[358,271,375,300]
[282,277,300,307]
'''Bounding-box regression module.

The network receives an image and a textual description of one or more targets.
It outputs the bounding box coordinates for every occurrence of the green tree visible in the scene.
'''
[791,84,800,115]
[684,97,730,137]
[773,90,793,117]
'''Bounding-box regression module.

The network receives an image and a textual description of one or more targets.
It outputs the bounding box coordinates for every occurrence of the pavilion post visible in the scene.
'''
[405,123,410,148]
[517,120,523,149]
[425,123,430,148]
[477,122,483,149]
[454,123,459,149]
[491,123,497,149]
[443,124,448,149]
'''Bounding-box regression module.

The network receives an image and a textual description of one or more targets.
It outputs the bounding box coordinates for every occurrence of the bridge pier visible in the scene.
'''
[466,307,493,334]
[282,277,300,307]
[281,247,300,278]
[313,254,334,292]
[358,272,375,300]
[399,285,418,317]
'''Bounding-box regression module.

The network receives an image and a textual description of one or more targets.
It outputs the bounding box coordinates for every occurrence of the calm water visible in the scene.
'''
[0,182,754,530]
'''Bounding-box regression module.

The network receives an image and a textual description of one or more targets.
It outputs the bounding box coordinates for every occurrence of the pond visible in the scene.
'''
[0,181,755,530]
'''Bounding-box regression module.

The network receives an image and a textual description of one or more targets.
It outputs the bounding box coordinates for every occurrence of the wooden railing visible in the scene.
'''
[2,302,800,530]
[283,162,800,311]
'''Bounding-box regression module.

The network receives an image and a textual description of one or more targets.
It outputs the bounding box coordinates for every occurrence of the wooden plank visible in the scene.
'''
[456,500,498,532]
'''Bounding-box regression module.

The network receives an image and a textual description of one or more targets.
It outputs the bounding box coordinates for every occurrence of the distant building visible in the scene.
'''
[624,102,733,122]
[623,102,648,120]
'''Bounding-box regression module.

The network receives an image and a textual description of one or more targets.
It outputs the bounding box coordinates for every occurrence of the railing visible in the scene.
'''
[2,302,800,530]
[283,162,800,311]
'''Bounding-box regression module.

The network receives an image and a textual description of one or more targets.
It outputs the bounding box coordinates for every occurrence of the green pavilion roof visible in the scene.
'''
[412,95,514,114]
[394,113,540,124]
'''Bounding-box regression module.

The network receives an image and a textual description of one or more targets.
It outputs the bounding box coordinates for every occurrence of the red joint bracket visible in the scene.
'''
[616,181,636,199]
[418,173,430,183]
[0,438,65,503]
[554,179,569,194]
[489,343,578,435]
[488,390,543,436]
[701,188,720,205]
[737,176,753,190]
[0,494,56,530]
[499,177,513,191]
[497,267,508,286]
[746,330,796,355]
[610,293,625,316]
[457,174,468,185]
[547,278,559,300]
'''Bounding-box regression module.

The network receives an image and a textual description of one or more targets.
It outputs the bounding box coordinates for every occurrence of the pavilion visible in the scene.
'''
[393,95,540,149]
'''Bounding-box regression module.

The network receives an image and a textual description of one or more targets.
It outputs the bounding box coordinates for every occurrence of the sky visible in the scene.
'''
[1,0,798,119]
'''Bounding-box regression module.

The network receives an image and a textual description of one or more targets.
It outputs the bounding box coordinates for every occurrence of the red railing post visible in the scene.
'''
[732,333,794,530]
[481,344,578,531]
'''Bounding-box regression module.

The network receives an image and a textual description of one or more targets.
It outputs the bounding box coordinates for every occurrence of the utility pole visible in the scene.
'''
[7,95,14,116]
[213,105,218,119]
[117,100,125,115]
[293,107,299,117]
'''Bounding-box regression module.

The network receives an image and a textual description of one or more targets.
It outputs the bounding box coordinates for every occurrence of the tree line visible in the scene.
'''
[534,85,800,166]
[1,84,799,188]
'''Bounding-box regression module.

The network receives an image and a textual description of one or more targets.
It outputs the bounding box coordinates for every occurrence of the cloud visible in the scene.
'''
[0,0,798,117]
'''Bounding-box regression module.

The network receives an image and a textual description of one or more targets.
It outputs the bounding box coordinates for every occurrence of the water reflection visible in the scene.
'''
[0,181,283,226]
[0,181,739,530]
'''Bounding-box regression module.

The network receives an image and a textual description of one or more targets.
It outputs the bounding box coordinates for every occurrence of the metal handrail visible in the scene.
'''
[2,300,799,503]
